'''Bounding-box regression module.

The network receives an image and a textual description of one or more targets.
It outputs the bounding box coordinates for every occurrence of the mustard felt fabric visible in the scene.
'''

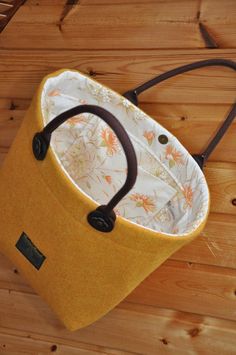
[0,70,209,331]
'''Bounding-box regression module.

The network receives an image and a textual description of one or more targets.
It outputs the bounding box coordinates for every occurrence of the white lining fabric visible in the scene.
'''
[41,70,209,236]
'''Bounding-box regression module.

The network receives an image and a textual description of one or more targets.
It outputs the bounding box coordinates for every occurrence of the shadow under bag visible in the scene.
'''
[0,59,235,330]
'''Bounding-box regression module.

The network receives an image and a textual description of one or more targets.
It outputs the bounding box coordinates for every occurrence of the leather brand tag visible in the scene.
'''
[15,232,46,270]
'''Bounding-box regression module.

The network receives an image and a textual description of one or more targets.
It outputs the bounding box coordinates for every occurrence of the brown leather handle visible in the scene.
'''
[32,104,138,232]
[123,59,236,169]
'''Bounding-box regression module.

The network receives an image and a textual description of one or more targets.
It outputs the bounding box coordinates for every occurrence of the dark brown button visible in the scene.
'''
[87,208,115,232]
[232,198,236,206]
[158,134,168,145]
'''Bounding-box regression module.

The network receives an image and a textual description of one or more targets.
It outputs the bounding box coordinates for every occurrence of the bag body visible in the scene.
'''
[1,59,234,331]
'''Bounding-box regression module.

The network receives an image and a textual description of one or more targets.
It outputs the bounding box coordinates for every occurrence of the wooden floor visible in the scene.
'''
[0,0,236,354]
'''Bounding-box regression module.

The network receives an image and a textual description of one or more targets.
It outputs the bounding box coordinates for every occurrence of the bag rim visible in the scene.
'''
[29,68,210,242]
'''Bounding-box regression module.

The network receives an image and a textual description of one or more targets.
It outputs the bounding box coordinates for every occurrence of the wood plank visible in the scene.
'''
[27,0,197,6]
[81,0,193,4]
[201,0,236,23]
[202,23,236,49]
[1,252,236,322]
[0,288,236,355]
[0,329,135,355]
[26,0,200,22]
[0,331,122,355]
[0,3,204,50]
[199,0,236,48]
[173,213,236,269]
[0,50,235,104]
[127,259,236,322]
[0,98,29,110]
[0,22,203,50]
[0,109,22,151]
[205,162,236,215]
[0,0,235,352]
[0,253,32,293]
[1,1,236,49]
[27,0,69,4]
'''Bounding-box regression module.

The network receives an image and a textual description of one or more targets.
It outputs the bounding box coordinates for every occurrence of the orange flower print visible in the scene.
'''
[143,130,155,145]
[79,99,87,104]
[183,185,193,207]
[67,115,86,127]
[100,128,119,156]
[104,175,112,184]
[48,89,61,97]
[130,193,156,213]
[165,144,184,168]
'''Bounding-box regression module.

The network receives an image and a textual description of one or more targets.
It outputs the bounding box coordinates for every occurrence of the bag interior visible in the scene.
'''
[41,70,209,236]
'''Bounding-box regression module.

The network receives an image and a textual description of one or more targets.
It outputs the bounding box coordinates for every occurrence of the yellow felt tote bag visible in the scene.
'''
[0,59,235,331]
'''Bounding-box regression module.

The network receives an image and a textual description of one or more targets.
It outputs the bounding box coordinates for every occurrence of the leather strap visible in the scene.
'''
[123,58,236,169]
[33,104,138,232]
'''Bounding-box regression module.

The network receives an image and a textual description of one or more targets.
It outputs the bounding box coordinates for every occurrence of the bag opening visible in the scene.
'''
[40,70,209,236]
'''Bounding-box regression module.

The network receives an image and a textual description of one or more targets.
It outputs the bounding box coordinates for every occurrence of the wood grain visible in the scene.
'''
[1,253,236,323]
[201,0,236,23]
[173,213,236,269]
[205,162,236,215]
[0,331,125,355]
[127,259,236,321]
[0,49,235,104]
[0,330,135,355]
[1,1,236,49]
[0,287,236,355]
[199,0,236,48]
[0,1,236,352]
[0,3,205,50]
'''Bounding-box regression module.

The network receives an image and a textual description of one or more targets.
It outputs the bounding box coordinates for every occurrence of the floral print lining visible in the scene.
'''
[41,70,209,236]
